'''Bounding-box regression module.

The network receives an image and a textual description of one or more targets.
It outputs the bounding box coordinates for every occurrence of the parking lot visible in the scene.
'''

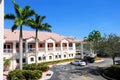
[50,58,115,80]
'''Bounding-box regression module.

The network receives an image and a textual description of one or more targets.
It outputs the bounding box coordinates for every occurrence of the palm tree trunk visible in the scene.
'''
[35,29,38,65]
[19,26,23,70]
[112,56,115,65]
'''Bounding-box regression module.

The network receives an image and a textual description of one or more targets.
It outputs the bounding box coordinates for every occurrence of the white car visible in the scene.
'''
[71,60,86,66]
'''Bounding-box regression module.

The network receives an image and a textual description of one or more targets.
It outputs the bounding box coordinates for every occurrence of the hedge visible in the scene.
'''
[8,70,42,80]
[23,64,49,72]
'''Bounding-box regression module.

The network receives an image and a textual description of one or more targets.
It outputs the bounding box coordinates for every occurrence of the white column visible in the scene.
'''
[53,42,55,51]
[60,42,63,51]
[25,42,28,53]
[72,42,76,50]
[13,42,16,53]
[67,42,69,50]
[45,42,48,52]
[0,0,4,79]
[12,42,16,70]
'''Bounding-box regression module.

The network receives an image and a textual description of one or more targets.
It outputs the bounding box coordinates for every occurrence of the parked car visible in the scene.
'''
[71,60,86,66]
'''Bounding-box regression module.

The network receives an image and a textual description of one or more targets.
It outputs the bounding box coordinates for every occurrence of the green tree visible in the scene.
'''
[85,30,101,54]
[26,14,51,65]
[4,0,35,70]
[104,34,120,65]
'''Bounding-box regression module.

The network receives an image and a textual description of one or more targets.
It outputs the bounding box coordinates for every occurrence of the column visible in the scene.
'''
[45,42,48,52]
[67,43,69,50]
[72,42,76,50]
[25,42,28,53]
[13,42,16,53]
[12,42,16,70]
[53,42,55,51]
[60,42,63,51]
[0,0,4,79]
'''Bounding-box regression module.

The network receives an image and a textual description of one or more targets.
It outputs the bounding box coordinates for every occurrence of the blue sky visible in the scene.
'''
[4,0,120,39]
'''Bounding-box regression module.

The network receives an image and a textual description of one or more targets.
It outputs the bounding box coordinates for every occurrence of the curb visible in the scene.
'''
[95,59,104,63]
[102,73,116,80]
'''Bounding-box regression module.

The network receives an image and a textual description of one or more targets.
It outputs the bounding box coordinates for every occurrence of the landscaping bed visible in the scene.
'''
[103,65,120,80]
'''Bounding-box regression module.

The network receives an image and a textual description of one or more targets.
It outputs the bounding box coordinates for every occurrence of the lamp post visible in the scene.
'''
[0,0,4,79]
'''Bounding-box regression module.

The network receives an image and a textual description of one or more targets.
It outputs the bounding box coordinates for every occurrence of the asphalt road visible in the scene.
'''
[50,58,118,80]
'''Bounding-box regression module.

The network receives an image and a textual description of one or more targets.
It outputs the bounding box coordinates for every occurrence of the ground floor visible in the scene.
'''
[4,51,76,70]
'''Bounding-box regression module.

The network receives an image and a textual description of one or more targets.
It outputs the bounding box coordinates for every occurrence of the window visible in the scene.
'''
[16,43,19,48]
[4,44,10,49]
[55,55,58,59]
[4,44,11,52]
[49,56,52,59]
[40,44,43,47]
[28,44,32,48]
[71,54,73,57]
[23,58,26,63]
[69,43,73,47]
[30,57,34,62]
[55,44,58,47]
[59,55,61,58]
[69,54,71,57]
[16,59,19,63]
[43,56,46,60]
[38,57,41,61]
[64,55,66,58]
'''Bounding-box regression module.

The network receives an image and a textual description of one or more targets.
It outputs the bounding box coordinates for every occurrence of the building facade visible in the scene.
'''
[3,29,81,70]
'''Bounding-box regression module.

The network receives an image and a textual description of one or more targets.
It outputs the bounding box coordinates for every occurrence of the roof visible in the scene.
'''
[4,29,82,43]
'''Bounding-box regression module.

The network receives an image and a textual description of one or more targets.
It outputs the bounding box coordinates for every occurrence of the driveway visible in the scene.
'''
[50,58,116,80]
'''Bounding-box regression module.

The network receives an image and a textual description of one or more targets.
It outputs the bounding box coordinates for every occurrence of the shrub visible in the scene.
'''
[103,65,120,79]
[37,65,49,72]
[8,70,42,80]
[8,70,24,80]
[23,70,42,80]
[23,64,37,70]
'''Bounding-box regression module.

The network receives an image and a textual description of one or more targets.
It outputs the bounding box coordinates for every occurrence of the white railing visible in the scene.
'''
[48,47,53,51]
[28,48,35,53]
[4,49,13,53]
[69,47,73,50]
[56,47,61,51]
[39,48,45,52]
[63,47,67,50]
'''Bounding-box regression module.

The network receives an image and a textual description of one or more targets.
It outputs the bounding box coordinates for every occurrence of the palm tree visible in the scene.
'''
[26,14,51,65]
[4,0,35,70]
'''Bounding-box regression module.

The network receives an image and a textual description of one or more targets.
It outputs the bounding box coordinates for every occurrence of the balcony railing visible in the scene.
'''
[63,47,67,50]
[39,48,45,52]
[28,48,35,53]
[69,47,73,50]
[48,47,53,51]
[56,47,61,51]
[4,49,13,53]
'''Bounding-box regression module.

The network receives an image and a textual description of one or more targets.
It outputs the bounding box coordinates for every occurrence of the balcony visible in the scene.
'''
[69,47,73,50]
[39,48,45,52]
[4,49,13,53]
[48,47,53,51]
[63,47,67,51]
[56,47,61,51]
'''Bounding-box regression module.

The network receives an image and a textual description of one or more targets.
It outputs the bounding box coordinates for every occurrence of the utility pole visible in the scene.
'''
[0,0,4,79]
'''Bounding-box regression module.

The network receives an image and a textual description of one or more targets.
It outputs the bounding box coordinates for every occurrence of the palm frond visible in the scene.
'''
[41,23,52,32]
[11,24,18,32]
[12,0,21,17]
[4,14,15,20]
[23,6,35,19]
[40,16,46,23]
